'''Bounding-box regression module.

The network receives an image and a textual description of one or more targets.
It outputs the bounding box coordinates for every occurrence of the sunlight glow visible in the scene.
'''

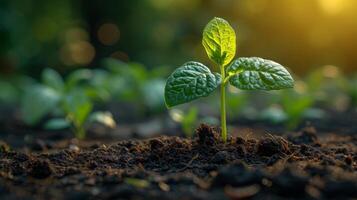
[318,0,349,15]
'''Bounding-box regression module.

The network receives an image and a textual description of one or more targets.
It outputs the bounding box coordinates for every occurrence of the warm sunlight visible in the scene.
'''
[318,0,350,15]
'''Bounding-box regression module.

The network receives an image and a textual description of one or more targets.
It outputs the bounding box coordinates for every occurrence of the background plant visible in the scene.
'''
[103,58,167,115]
[21,68,116,139]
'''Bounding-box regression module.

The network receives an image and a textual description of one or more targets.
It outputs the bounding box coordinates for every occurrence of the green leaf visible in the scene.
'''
[165,62,221,107]
[227,57,294,90]
[64,90,93,126]
[65,69,93,90]
[202,17,236,66]
[141,79,165,110]
[182,107,198,137]
[42,68,64,91]
[44,118,70,130]
[21,85,61,125]
[0,81,18,104]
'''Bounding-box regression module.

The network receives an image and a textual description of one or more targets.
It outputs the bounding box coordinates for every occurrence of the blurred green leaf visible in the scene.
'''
[42,68,64,91]
[64,90,93,126]
[103,58,150,102]
[66,69,93,90]
[181,107,198,137]
[281,90,314,129]
[44,118,70,130]
[350,77,357,106]
[21,85,61,125]
[141,79,165,110]
[0,81,19,104]
[83,86,110,102]
[105,59,148,83]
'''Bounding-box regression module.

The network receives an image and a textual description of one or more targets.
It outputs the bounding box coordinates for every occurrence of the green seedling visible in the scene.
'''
[349,76,357,107]
[164,17,294,142]
[0,75,35,105]
[21,68,116,139]
[169,107,198,137]
[305,65,349,110]
[181,107,199,137]
[280,89,314,129]
[103,58,166,112]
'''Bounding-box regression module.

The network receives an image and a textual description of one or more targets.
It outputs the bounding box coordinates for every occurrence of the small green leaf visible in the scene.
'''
[165,62,221,107]
[182,107,198,137]
[21,85,61,125]
[202,17,236,66]
[42,68,64,91]
[64,90,93,126]
[66,69,93,90]
[227,57,294,90]
[44,118,70,130]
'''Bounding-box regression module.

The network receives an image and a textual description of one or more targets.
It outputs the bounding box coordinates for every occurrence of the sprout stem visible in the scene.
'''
[220,66,227,142]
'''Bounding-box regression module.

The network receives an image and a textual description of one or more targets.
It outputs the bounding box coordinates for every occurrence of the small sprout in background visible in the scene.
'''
[305,65,349,111]
[63,90,94,139]
[103,58,167,113]
[181,107,199,137]
[169,107,198,138]
[164,17,294,142]
[21,68,116,139]
[280,89,315,129]
[348,76,357,107]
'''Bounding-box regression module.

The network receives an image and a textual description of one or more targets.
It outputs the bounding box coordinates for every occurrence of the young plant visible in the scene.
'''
[21,68,116,139]
[164,17,294,142]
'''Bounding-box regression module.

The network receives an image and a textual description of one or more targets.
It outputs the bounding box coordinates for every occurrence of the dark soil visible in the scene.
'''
[1,124,356,200]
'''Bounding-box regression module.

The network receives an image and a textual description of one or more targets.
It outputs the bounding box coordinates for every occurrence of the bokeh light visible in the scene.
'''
[97,23,120,46]
[60,41,95,66]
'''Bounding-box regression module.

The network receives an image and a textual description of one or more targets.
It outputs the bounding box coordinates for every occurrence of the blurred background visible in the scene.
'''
[0,0,356,144]
[1,0,357,75]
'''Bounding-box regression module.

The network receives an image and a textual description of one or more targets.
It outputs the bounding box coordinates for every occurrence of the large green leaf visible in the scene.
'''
[165,62,221,107]
[227,57,294,90]
[21,85,61,125]
[202,17,236,67]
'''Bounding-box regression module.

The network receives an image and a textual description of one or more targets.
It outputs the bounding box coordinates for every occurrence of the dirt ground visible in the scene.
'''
[0,124,356,200]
